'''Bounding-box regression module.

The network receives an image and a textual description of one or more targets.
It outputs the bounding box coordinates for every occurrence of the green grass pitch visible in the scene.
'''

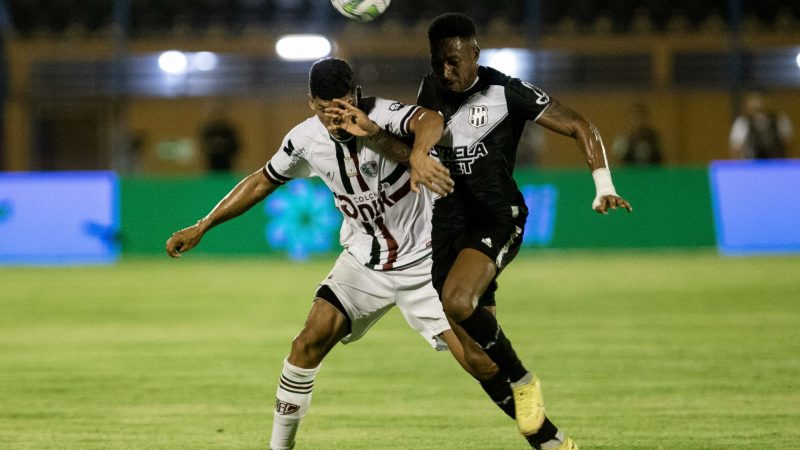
[1,251,799,449]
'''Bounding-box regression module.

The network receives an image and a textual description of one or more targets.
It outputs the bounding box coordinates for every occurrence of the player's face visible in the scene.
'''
[310,92,356,139]
[430,37,479,93]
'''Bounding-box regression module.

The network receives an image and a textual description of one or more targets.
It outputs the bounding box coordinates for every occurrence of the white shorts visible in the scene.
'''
[319,250,450,350]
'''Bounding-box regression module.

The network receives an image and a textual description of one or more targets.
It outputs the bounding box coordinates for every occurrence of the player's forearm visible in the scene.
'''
[197,170,274,232]
[410,110,444,160]
[367,127,413,162]
[576,122,610,171]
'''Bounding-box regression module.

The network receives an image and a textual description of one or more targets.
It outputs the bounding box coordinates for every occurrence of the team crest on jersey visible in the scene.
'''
[275,399,300,415]
[468,105,488,127]
[360,161,378,177]
[389,102,404,111]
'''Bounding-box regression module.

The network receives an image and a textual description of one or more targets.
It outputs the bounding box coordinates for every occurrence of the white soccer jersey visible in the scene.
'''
[263,97,433,270]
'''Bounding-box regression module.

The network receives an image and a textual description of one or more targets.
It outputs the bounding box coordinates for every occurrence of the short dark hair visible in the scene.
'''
[428,13,477,45]
[309,58,358,100]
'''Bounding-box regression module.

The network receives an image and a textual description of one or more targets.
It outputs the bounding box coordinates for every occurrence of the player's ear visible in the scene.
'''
[356,85,363,103]
[308,94,315,111]
[472,41,481,62]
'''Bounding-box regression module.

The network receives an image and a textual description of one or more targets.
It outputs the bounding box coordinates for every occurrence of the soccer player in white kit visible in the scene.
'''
[165,58,494,449]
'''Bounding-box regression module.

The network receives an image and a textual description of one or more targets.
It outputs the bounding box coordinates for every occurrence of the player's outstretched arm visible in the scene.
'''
[324,99,414,162]
[536,100,633,214]
[325,100,453,196]
[165,170,278,257]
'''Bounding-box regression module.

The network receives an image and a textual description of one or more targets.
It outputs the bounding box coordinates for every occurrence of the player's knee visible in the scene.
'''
[290,329,329,366]
[441,285,477,322]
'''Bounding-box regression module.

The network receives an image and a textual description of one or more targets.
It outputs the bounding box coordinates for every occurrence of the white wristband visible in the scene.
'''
[591,168,617,209]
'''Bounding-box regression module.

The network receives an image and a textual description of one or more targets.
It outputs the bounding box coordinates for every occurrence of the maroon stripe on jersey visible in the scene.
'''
[263,163,290,185]
[362,221,382,267]
[380,164,407,186]
[333,140,355,194]
[375,217,398,270]
[346,138,370,192]
[388,179,412,203]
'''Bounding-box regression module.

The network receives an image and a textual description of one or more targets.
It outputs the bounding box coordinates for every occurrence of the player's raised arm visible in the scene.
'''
[535,100,633,214]
[325,99,453,196]
[165,170,278,257]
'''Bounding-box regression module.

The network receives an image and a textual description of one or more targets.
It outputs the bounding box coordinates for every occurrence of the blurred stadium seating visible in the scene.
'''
[5,0,800,37]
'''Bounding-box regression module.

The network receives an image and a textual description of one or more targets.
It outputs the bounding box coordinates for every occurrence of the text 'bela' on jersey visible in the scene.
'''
[263,97,433,271]
[417,66,551,223]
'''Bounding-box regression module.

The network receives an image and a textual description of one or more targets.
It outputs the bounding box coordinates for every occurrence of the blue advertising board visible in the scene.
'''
[0,172,120,265]
[710,160,800,255]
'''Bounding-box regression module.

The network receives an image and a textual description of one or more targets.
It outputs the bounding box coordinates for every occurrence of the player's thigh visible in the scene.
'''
[393,258,451,350]
[320,251,395,344]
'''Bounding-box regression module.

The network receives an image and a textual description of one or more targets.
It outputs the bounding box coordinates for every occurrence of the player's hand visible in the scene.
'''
[592,194,633,215]
[324,99,379,137]
[165,225,204,258]
[409,151,454,197]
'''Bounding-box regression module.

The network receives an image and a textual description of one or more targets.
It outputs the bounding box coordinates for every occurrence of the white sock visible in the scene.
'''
[269,357,321,450]
[510,371,533,388]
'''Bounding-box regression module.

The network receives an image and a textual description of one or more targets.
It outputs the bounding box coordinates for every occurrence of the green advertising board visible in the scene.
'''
[120,167,716,257]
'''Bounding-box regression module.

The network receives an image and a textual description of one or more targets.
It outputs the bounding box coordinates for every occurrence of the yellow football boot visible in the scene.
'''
[511,373,545,435]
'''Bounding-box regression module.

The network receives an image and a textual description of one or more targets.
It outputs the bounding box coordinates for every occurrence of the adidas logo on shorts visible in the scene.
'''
[481,237,492,248]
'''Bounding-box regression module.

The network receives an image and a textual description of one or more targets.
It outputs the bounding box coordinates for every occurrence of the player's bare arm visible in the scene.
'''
[536,100,633,214]
[323,99,411,162]
[407,109,454,196]
[166,170,278,257]
[326,99,454,196]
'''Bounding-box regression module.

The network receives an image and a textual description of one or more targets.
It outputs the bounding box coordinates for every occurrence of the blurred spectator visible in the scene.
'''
[612,102,663,165]
[729,91,793,159]
[199,108,240,172]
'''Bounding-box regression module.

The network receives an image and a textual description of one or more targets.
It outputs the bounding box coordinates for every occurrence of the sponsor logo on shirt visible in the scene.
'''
[431,142,489,175]
[334,185,407,223]
[468,105,488,127]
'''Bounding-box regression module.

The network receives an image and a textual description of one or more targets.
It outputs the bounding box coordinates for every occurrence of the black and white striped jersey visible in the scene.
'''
[263,97,433,271]
[417,65,552,225]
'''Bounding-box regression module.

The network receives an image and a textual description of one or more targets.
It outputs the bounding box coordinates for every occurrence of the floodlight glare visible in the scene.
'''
[276,35,332,61]
[158,51,188,75]
[481,48,526,78]
[191,51,219,71]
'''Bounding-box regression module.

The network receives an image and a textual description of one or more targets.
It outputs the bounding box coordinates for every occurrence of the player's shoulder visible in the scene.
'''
[278,116,326,156]
[479,65,512,87]
[286,116,324,141]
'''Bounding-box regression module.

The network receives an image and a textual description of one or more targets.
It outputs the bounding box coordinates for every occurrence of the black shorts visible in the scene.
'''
[431,217,526,308]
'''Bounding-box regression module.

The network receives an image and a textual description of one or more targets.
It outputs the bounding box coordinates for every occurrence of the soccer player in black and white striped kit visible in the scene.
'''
[407,13,633,450]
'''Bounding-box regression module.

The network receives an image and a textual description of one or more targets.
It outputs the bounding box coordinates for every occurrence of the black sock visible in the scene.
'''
[479,371,515,418]
[458,307,527,382]
[525,417,559,449]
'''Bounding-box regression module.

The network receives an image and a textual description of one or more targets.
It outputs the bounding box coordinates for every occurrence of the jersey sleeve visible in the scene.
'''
[505,78,552,122]
[262,128,312,186]
[369,97,422,137]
